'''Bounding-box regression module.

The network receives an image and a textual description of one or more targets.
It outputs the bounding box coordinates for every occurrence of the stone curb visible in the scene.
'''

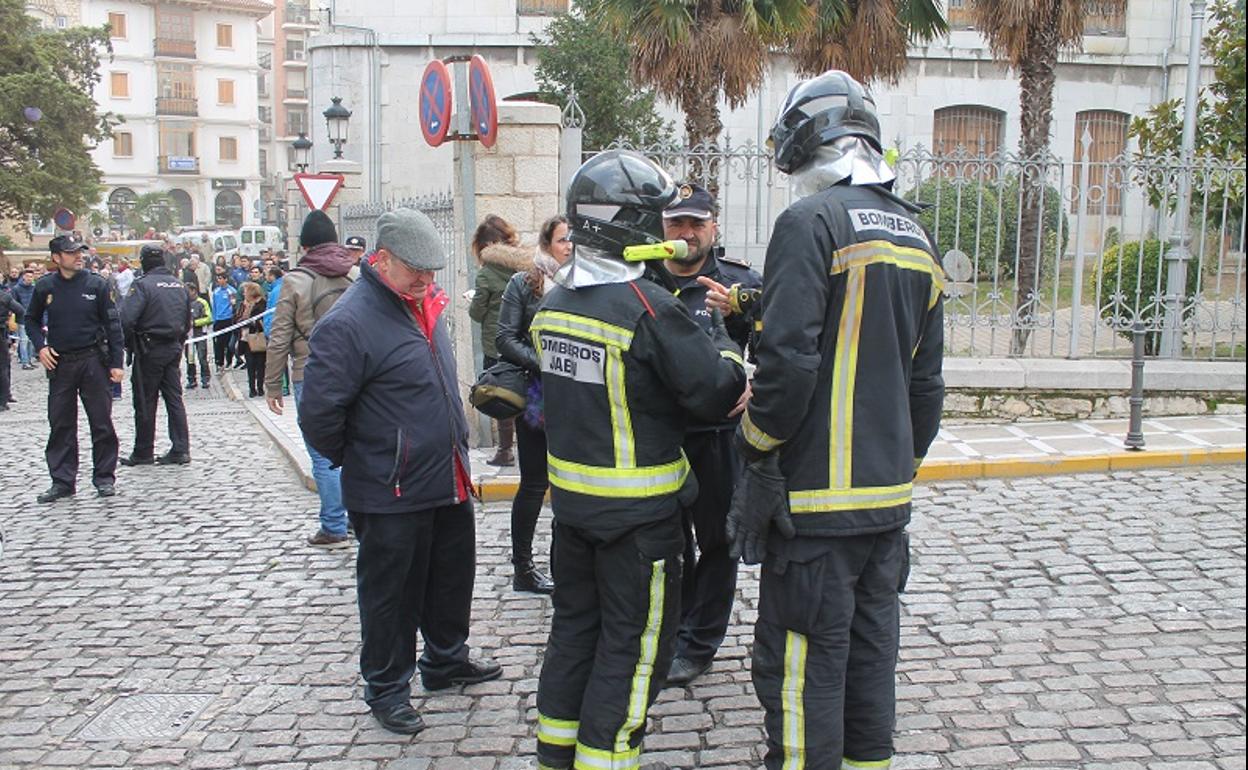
[220,370,317,493]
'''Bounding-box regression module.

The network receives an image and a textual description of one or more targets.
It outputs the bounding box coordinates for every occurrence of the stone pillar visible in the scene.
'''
[451,101,562,447]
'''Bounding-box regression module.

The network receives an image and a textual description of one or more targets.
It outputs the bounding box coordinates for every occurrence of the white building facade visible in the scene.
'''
[80,0,272,233]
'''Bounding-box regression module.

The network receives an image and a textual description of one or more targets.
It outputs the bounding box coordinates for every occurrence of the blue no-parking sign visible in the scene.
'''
[420,60,453,147]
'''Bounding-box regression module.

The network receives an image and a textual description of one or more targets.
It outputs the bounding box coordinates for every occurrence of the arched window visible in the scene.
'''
[108,187,137,226]
[168,189,193,227]
[214,190,243,228]
[1072,110,1130,215]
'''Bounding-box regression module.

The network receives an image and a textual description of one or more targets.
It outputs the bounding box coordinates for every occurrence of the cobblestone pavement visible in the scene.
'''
[0,365,1244,770]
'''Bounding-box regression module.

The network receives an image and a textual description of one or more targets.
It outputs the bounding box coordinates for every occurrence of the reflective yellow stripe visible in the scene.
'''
[532,311,634,349]
[537,713,579,747]
[843,759,892,769]
[574,741,641,769]
[720,348,744,366]
[782,631,808,769]
[830,240,944,289]
[788,483,913,513]
[547,453,689,498]
[615,559,666,752]
[741,408,783,453]
[606,348,635,468]
[829,268,866,489]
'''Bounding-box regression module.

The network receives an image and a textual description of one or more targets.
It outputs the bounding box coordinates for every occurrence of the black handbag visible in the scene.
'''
[470,360,528,419]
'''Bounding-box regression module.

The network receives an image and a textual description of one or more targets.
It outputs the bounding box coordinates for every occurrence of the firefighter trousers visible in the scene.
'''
[536,512,684,770]
[753,528,910,770]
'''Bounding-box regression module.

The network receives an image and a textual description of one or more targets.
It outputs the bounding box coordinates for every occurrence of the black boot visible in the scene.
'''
[513,559,554,595]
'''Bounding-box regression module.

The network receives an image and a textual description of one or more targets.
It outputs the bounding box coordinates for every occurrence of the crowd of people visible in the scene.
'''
[0,69,947,770]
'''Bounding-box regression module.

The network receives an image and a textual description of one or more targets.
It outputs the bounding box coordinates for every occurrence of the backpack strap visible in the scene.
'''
[628,281,657,318]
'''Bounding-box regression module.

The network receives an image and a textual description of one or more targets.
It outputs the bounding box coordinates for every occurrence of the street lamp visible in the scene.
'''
[292,131,313,173]
[323,96,352,160]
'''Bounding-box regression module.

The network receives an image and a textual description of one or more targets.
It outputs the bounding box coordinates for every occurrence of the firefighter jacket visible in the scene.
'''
[533,259,747,532]
[740,182,946,537]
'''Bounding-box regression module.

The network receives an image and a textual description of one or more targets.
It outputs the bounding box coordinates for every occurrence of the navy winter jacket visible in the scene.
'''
[297,260,471,514]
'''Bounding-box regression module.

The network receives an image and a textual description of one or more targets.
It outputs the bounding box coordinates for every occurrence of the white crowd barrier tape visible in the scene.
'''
[186,307,276,346]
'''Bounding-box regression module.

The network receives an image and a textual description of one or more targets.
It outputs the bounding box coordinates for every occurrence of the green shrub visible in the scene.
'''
[907,174,1068,280]
[1097,238,1201,354]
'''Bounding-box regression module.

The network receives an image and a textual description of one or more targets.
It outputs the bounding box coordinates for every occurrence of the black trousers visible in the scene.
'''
[46,350,119,490]
[1,336,11,403]
[676,428,742,666]
[246,351,266,396]
[351,501,475,711]
[511,417,548,564]
[535,513,683,769]
[753,529,909,770]
[211,320,234,368]
[131,344,189,458]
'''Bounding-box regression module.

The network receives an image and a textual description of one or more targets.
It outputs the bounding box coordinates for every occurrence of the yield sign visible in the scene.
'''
[294,173,345,210]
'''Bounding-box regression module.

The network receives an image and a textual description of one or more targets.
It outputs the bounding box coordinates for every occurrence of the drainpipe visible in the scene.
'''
[325,0,382,201]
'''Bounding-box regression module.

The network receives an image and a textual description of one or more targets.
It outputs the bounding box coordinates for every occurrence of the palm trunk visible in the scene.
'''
[1010,23,1059,355]
[682,86,723,196]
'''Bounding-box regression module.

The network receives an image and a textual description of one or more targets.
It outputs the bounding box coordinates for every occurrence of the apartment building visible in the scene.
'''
[256,0,316,228]
[78,0,271,232]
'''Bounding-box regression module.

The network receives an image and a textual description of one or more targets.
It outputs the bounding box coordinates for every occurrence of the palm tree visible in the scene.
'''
[581,0,947,152]
[125,191,180,235]
[967,0,1127,354]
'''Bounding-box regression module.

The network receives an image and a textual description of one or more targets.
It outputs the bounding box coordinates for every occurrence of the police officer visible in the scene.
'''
[729,71,946,770]
[656,182,762,688]
[119,245,192,466]
[532,151,746,770]
[25,235,126,503]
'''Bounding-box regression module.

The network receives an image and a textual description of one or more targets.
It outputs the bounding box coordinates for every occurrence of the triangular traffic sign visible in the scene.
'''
[294,173,346,211]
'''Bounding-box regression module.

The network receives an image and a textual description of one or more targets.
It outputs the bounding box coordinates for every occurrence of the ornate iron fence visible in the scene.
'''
[341,192,461,333]
[588,139,1246,360]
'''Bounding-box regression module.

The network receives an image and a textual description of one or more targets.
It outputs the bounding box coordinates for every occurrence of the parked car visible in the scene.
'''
[237,225,285,258]
[173,229,239,260]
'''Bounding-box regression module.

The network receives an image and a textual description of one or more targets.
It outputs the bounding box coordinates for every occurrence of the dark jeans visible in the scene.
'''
[246,351,266,396]
[185,339,210,384]
[512,417,549,564]
[351,501,476,711]
[0,338,10,403]
[131,344,189,457]
[46,349,119,490]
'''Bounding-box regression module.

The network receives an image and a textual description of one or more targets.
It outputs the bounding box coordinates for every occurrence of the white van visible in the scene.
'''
[174,229,239,259]
[238,225,284,257]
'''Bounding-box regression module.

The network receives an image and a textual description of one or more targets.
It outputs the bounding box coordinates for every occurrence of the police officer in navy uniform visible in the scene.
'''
[25,235,125,503]
[119,245,192,466]
[657,182,762,688]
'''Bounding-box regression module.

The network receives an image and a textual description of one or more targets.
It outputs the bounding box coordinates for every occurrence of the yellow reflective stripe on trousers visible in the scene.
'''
[532,311,634,349]
[574,741,641,769]
[741,408,783,453]
[615,559,666,753]
[843,758,892,769]
[782,630,808,769]
[829,268,866,489]
[537,713,579,747]
[547,453,689,498]
[788,483,914,513]
[605,348,635,468]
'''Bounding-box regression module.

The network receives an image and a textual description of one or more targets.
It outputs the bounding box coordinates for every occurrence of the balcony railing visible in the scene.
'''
[156,96,198,116]
[284,88,308,101]
[258,52,272,70]
[284,2,313,25]
[517,0,568,14]
[158,155,199,174]
[154,37,196,57]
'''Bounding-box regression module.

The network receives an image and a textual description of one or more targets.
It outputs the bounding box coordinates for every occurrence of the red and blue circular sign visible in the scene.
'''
[419,60,453,147]
[468,55,498,149]
[53,207,76,231]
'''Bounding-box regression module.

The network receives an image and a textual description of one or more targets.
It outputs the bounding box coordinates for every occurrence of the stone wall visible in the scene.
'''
[944,390,1247,422]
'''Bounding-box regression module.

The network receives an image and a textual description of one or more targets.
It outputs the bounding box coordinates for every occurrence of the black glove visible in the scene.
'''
[726,453,795,565]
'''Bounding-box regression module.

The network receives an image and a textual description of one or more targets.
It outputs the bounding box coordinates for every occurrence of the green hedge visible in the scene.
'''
[1097,238,1201,354]
[907,174,1068,280]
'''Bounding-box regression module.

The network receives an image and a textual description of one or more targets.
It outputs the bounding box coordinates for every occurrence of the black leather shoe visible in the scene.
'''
[370,703,425,735]
[513,562,555,595]
[95,483,116,498]
[664,657,711,688]
[119,455,155,467]
[155,452,191,465]
[37,484,74,504]
[421,658,503,691]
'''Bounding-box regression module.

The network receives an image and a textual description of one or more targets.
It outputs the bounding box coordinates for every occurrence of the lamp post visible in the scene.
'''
[323,96,352,160]
[292,132,313,173]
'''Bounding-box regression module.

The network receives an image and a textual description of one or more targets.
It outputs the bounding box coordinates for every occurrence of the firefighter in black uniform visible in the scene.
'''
[533,151,746,770]
[658,182,763,688]
[729,71,946,769]
[119,245,192,466]
[25,236,126,503]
